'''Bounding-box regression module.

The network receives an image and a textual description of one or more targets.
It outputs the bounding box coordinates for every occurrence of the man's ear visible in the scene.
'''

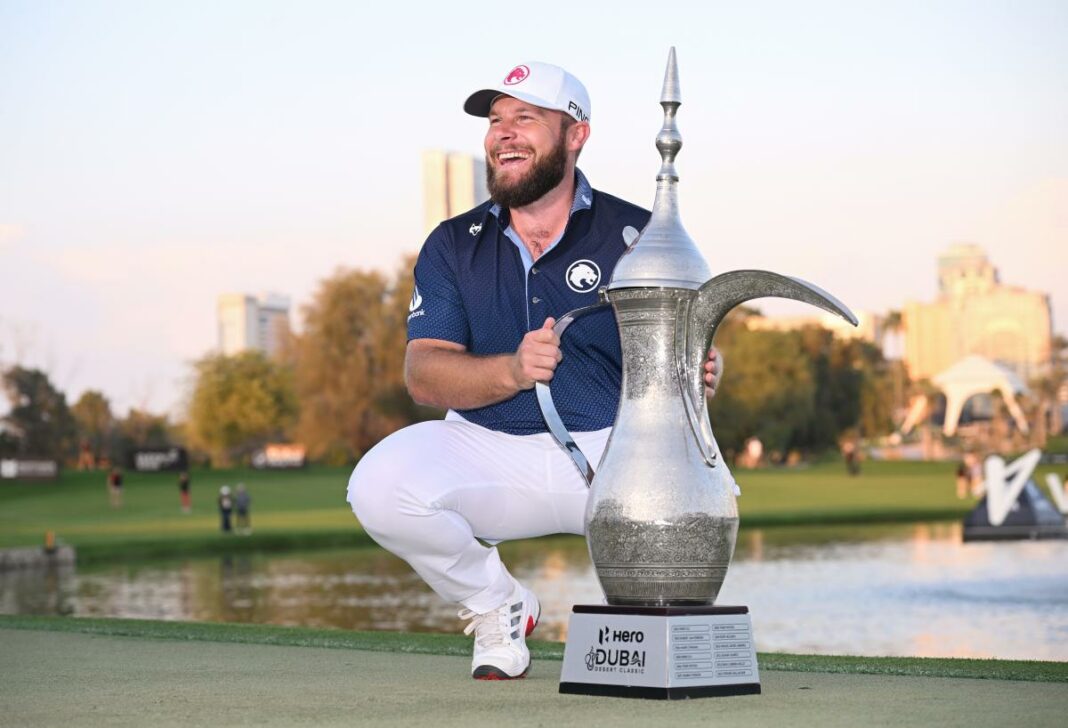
[567,121,591,153]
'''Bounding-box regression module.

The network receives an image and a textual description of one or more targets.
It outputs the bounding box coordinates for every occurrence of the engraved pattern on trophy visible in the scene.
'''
[591,284,738,605]
[536,48,857,610]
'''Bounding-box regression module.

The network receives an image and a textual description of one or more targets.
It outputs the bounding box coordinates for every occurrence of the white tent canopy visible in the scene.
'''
[931,355,1030,436]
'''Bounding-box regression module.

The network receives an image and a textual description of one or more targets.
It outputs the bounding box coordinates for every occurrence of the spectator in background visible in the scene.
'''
[77,440,95,470]
[107,467,123,509]
[843,441,860,476]
[218,485,234,533]
[739,437,763,469]
[967,453,985,497]
[955,460,969,499]
[178,471,191,513]
[235,483,252,535]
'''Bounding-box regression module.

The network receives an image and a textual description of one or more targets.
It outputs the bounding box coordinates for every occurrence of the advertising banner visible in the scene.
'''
[251,443,307,469]
[129,447,189,472]
[0,458,60,481]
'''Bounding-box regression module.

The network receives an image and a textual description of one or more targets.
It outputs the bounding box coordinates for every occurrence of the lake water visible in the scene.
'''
[2,522,1066,661]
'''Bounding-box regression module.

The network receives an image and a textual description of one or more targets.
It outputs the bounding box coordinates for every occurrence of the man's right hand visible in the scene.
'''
[511,317,562,390]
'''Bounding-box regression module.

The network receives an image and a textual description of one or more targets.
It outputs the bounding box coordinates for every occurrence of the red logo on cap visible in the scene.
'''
[503,65,529,85]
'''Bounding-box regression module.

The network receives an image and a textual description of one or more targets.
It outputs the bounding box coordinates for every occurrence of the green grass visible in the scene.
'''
[0,465,358,559]
[2,614,1064,683]
[1044,433,1068,453]
[2,460,1063,562]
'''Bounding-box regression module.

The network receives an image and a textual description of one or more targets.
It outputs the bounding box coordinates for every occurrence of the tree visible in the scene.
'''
[709,327,816,458]
[0,366,76,459]
[1030,334,1068,439]
[185,351,298,466]
[852,340,896,439]
[706,309,896,460]
[798,328,896,447]
[288,256,438,464]
[72,389,115,465]
[119,408,175,449]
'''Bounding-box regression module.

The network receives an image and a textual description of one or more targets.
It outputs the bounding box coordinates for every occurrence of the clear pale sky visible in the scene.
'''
[1,0,1065,416]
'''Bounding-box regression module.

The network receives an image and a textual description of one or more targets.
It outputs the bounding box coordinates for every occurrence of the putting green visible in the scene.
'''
[2,626,1064,727]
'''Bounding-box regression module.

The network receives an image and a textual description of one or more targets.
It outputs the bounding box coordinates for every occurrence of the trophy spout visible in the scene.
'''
[679,270,858,466]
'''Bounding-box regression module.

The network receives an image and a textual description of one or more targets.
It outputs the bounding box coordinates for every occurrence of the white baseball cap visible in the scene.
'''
[464,61,591,124]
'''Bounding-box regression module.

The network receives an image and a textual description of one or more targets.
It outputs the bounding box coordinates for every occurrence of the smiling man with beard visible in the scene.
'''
[347,61,722,681]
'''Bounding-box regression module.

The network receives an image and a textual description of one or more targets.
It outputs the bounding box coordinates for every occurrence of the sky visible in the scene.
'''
[1,0,1066,416]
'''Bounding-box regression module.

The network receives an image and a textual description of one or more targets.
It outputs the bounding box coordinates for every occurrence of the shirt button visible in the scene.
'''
[531,296,541,304]
[531,267,539,275]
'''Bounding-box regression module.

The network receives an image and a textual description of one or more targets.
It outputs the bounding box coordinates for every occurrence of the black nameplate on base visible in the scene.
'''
[560,681,762,700]
[573,604,751,616]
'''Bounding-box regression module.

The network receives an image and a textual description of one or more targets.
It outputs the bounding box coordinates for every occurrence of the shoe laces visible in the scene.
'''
[459,602,516,649]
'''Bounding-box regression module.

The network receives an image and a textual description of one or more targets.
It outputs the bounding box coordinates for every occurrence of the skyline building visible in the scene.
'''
[217,292,291,358]
[903,243,1052,381]
[422,150,488,235]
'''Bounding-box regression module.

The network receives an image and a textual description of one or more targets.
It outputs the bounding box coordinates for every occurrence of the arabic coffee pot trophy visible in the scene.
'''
[536,48,857,700]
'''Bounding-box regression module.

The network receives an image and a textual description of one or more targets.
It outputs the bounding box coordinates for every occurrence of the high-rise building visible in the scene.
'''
[903,244,1052,381]
[422,150,488,234]
[217,292,291,358]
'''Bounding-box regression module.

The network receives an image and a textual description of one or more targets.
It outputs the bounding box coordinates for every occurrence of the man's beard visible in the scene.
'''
[486,131,569,209]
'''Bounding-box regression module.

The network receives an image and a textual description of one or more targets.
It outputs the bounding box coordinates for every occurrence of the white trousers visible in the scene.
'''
[347,411,609,614]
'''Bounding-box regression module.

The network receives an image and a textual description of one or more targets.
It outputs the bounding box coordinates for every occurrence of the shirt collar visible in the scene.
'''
[488,168,593,223]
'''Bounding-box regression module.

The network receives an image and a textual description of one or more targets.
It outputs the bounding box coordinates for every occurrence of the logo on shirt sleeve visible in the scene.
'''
[566,260,601,293]
[408,285,425,321]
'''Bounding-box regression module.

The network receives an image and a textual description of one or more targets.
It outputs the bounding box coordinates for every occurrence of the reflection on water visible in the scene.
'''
[725,523,1068,660]
[3,522,1067,661]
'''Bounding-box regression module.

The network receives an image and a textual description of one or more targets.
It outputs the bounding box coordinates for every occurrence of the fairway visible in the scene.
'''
[2,618,1065,727]
[2,460,1063,560]
[0,466,361,558]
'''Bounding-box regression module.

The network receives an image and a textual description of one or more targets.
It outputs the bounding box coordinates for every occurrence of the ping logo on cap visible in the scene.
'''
[503,65,529,85]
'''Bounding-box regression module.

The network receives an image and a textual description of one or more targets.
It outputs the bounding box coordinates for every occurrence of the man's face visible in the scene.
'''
[484,96,575,209]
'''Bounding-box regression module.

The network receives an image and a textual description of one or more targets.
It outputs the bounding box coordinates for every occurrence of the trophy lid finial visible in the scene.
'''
[607,47,712,291]
[661,46,681,104]
[655,46,682,184]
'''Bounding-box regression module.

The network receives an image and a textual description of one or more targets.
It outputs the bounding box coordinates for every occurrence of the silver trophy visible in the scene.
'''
[537,48,857,699]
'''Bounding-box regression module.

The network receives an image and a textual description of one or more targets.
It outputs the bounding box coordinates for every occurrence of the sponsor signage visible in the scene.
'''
[564,614,662,687]
[560,610,760,692]
[251,443,306,470]
[585,627,648,674]
[0,458,60,481]
[129,447,188,473]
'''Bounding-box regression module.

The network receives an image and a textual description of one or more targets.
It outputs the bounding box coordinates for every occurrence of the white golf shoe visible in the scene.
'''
[459,580,541,680]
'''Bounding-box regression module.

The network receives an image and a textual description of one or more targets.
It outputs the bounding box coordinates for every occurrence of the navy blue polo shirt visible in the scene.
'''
[408,169,651,435]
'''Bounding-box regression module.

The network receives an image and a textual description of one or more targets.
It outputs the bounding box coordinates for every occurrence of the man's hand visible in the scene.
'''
[703,346,724,398]
[511,317,562,390]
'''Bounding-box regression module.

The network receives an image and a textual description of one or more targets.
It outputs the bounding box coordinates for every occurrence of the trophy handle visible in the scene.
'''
[680,270,858,468]
[535,302,612,487]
